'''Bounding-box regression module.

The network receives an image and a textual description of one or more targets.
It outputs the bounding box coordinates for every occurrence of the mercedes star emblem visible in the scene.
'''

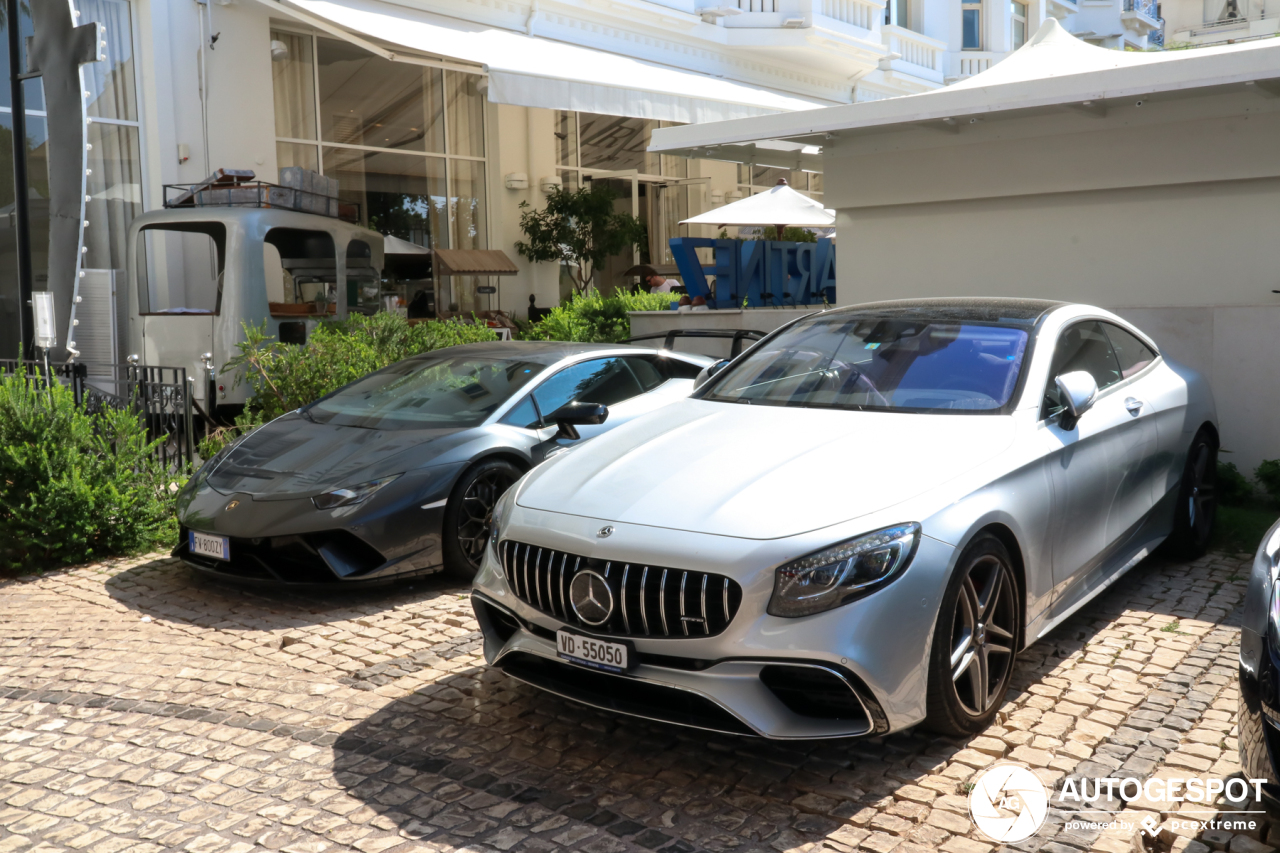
[597,525,614,538]
[569,570,614,626]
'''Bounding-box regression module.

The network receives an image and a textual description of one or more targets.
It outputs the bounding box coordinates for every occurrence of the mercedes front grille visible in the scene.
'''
[499,540,743,638]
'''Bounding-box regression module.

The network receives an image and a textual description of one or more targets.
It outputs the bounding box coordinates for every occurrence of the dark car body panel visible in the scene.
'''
[1240,518,1280,791]
[175,341,713,584]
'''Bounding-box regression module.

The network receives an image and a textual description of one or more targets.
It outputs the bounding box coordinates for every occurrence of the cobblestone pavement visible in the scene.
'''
[0,550,1258,853]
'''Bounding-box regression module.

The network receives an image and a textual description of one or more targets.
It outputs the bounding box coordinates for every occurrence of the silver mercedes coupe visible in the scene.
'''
[471,298,1218,739]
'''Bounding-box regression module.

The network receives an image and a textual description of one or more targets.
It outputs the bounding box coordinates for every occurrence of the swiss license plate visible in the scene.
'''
[556,630,631,673]
[189,531,230,561]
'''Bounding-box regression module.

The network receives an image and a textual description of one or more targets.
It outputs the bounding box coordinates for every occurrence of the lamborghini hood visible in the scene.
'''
[207,413,466,500]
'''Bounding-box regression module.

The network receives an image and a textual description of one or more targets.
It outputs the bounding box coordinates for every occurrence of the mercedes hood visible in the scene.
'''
[515,399,1017,540]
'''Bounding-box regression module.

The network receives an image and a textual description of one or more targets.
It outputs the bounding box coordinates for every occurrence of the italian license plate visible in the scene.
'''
[189,531,230,561]
[556,630,631,673]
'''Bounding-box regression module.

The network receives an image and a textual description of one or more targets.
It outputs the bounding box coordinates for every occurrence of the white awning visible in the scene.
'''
[259,0,830,123]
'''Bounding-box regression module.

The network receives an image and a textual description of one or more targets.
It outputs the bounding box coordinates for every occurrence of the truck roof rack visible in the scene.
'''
[162,167,360,223]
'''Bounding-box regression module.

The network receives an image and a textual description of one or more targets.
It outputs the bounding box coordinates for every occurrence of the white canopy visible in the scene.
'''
[650,19,1280,154]
[260,0,829,123]
[682,181,835,227]
[382,234,430,255]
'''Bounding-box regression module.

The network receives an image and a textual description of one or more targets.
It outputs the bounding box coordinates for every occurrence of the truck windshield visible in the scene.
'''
[702,314,1030,413]
[305,356,547,430]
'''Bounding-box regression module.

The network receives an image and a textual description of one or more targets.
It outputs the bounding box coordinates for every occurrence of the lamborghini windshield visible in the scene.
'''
[306,356,547,430]
[703,314,1030,413]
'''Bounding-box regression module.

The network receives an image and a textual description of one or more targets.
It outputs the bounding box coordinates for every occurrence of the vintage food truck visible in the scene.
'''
[126,170,387,416]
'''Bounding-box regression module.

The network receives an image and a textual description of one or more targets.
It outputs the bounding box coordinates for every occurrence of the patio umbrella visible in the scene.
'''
[680,178,834,238]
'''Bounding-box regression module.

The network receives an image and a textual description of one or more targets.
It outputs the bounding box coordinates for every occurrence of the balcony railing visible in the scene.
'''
[956,51,998,77]
[820,0,880,29]
[881,24,946,80]
[1123,0,1159,20]
[1185,10,1267,31]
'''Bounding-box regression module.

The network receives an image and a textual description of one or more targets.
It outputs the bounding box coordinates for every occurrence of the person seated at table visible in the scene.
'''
[637,265,680,294]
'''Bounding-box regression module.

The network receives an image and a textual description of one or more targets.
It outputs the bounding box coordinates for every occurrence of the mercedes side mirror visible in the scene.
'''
[694,359,730,389]
[549,401,609,440]
[1055,371,1098,430]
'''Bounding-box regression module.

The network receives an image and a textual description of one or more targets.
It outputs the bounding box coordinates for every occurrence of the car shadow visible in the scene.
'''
[324,551,1226,853]
[103,555,464,630]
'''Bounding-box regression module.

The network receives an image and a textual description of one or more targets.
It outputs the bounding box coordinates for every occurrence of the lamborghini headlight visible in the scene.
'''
[312,475,401,510]
[768,523,921,618]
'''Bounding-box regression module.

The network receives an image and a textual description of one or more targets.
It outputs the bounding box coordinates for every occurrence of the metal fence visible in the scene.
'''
[0,359,196,471]
[1123,0,1159,19]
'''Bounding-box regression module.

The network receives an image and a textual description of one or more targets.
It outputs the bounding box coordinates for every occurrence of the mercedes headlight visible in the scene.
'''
[489,487,515,565]
[312,475,401,510]
[768,523,921,618]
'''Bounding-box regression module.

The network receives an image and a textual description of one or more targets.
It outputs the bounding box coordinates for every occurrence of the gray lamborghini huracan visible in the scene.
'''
[175,341,713,584]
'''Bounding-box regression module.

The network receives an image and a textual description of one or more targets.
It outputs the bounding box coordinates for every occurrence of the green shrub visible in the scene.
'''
[1256,459,1280,503]
[532,290,677,343]
[0,373,179,573]
[227,313,500,421]
[1217,461,1254,506]
[203,313,500,456]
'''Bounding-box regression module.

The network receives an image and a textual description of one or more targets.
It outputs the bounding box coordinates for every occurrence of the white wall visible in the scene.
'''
[134,0,278,309]
[822,91,1280,471]
[491,103,561,316]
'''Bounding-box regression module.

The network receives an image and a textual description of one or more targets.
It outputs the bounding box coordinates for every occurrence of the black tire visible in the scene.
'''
[924,534,1021,736]
[442,459,522,581]
[1161,429,1217,560]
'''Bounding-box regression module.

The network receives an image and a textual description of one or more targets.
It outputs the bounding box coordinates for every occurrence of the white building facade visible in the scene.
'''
[1161,0,1279,46]
[0,0,1171,358]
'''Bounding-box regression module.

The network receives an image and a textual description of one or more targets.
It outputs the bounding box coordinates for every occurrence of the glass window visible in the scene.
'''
[500,396,540,429]
[1042,322,1122,417]
[753,165,790,188]
[556,110,578,167]
[1011,0,1028,48]
[137,225,226,314]
[446,71,485,158]
[0,112,50,345]
[318,37,435,152]
[80,0,136,121]
[625,357,666,392]
[885,0,909,24]
[450,158,486,252]
[533,358,645,418]
[324,147,447,249]
[704,315,1030,413]
[308,356,547,430]
[1102,323,1158,379]
[271,30,316,140]
[0,1,44,111]
[84,122,141,272]
[962,2,983,49]
[276,141,319,174]
[579,113,656,173]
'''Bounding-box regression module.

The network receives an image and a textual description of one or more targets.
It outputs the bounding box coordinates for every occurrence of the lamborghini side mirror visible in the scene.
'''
[695,359,730,389]
[549,401,609,440]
